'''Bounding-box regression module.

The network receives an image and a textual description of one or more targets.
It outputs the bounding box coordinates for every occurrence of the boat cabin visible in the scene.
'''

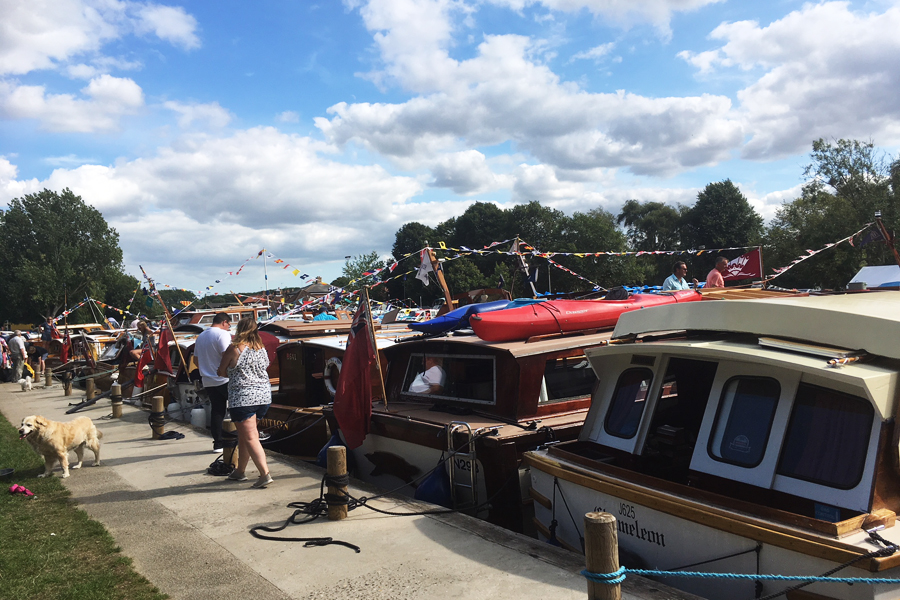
[546,292,900,531]
[174,305,270,328]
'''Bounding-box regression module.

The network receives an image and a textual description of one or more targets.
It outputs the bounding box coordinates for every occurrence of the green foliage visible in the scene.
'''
[0,189,132,323]
[765,139,899,289]
[0,414,167,600]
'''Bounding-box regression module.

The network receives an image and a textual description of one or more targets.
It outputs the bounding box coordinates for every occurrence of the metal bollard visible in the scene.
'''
[585,512,621,600]
[110,383,123,418]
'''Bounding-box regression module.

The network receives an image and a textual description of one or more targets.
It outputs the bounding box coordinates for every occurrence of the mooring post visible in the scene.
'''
[44,371,52,387]
[151,395,165,439]
[585,512,621,600]
[222,419,238,468]
[85,377,95,400]
[327,445,348,521]
[63,371,73,396]
[110,383,123,418]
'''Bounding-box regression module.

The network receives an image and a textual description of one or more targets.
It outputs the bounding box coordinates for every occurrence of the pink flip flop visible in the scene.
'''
[9,484,24,494]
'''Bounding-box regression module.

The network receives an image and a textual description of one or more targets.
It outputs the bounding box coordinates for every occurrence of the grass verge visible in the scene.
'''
[0,412,167,600]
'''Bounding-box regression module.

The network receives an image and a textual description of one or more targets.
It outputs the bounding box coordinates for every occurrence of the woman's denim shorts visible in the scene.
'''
[229,404,269,423]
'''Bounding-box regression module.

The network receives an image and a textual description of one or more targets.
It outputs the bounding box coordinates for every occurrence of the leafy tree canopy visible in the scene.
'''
[0,188,134,324]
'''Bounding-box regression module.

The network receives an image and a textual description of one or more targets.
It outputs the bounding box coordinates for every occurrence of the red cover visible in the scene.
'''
[470,291,701,342]
[134,347,154,388]
[332,302,375,449]
[153,326,175,377]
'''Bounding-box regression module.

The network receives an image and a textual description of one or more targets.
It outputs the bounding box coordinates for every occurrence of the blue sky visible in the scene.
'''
[2,0,899,295]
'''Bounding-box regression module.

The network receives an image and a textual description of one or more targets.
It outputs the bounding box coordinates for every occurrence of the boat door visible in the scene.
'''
[636,357,718,483]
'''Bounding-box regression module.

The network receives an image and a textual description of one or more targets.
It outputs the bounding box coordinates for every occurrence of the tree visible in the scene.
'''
[681,180,763,250]
[0,188,130,323]
[765,139,898,289]
[616,200,688,285]
[332,251,387,300]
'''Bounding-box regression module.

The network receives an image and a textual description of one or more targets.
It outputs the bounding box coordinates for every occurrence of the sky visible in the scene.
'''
[2,0,900,296]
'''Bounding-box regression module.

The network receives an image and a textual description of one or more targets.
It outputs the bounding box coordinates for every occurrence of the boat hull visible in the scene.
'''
[527,450,900,600]
[470,291,701,342]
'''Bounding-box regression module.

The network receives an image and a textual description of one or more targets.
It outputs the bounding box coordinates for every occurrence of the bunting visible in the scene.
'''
[767,224,872,282]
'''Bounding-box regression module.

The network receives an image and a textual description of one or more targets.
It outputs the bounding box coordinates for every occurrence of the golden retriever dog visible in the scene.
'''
[18,415,102,478]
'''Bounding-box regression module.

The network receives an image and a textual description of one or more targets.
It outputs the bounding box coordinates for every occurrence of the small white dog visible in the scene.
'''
[18,375,33,391]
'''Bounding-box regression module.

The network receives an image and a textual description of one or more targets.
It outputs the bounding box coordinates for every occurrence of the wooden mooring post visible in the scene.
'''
[110,383,123,418]
[585,512,621,600]
[150,396,165,439]
[44,372,52,387]
[222,420,238,468]
[63,372,73,396]
[327,445,348,521]
[85,377,95,400]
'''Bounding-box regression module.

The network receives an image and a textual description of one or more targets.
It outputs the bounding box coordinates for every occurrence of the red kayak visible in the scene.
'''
[469,291,702,342]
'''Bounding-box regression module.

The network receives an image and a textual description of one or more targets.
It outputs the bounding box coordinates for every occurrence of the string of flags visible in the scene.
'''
[766,223,873,281]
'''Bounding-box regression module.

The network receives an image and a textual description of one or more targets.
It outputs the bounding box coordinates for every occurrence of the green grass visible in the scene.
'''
[0,414,167,600]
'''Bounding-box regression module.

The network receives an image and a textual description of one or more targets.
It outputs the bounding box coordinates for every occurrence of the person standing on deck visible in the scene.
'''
[7,331,27,381]
[705,256,728,289]
[662,261,698,291]
[195,313,232,454]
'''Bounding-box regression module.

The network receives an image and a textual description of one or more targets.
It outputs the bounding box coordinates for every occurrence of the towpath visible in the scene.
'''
[0,381,698,600]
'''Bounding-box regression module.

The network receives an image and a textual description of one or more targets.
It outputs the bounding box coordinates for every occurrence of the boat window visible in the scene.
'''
[177,316,191,326]
[401,354,495,405]
[709,377,780,467]
[198,315,214,326]
[230,314,241,323]
[777,384,873,490]
[540,356,597,404]
[604,368,652,438]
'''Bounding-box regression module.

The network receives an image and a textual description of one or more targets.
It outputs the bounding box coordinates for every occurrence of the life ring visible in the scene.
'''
[323,357,342,396]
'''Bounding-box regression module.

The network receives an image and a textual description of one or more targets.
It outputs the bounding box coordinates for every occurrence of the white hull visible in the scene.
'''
[529,452,900,600]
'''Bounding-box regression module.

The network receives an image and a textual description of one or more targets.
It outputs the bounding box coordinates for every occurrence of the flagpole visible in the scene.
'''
[263,249,269,304]
[514,236,538,298]
[139,266,187,371]
[363,286,388,410]
[758,246,766,289]
[875,212,900,267]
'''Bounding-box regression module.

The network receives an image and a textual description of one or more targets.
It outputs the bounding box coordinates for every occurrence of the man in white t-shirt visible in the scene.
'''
[409,356,446,394]
[194,313,232,453]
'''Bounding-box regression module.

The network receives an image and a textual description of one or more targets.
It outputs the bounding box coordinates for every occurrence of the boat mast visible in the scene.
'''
[514,236,538,298]
[874,211,900,267]
[426,246,455,312]
[363,285,388,409]
[139,265,187,370]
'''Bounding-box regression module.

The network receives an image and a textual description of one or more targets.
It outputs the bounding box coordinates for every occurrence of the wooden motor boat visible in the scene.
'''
[527,291,900,600]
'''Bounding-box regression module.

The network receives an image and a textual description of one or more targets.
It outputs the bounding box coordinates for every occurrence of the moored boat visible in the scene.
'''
[526,291,900,600]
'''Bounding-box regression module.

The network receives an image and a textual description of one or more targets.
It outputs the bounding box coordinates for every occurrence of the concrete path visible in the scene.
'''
[0,381,697,600]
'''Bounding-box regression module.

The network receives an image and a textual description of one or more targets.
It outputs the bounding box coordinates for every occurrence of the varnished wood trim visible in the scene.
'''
[529,486,552,510]
[525,452,900,572]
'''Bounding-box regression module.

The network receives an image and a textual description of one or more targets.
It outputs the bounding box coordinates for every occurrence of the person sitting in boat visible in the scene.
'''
[312,306,337,321]
[408,355,446,395]
[704,256,728,289]
[128,321,156,362]
[662,261,698,291]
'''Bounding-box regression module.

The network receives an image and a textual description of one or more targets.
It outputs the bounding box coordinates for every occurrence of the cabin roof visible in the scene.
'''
[613,290,900,360]
[388,330,614,358]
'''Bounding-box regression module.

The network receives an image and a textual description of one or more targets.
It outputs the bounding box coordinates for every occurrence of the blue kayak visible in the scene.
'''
[409,299,543,335]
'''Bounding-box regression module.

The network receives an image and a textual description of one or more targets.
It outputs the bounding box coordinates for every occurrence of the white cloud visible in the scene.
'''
[318,28,742,177]
[0,0,198,77]
[679,2,900,159]
[0,74,144,132]
[163,100,232,128]
[571,42,615,62]
[135,4,200,50]
[488,0,724,38]
[430,150,507,194]
[276,110,300,123]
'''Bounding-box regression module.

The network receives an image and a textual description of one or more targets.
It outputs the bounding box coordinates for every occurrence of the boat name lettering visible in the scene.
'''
[257,418,290,432]
[593,504,665,547]
[564,310,589,315]
[453,457,480,474]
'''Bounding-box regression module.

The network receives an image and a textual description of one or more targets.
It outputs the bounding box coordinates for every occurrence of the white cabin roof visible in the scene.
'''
[613,291,900,360]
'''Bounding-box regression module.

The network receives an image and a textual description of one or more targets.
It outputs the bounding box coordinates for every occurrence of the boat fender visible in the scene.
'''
[414,456,453,509]
[316,432,346,468]
[323,357,342,397]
